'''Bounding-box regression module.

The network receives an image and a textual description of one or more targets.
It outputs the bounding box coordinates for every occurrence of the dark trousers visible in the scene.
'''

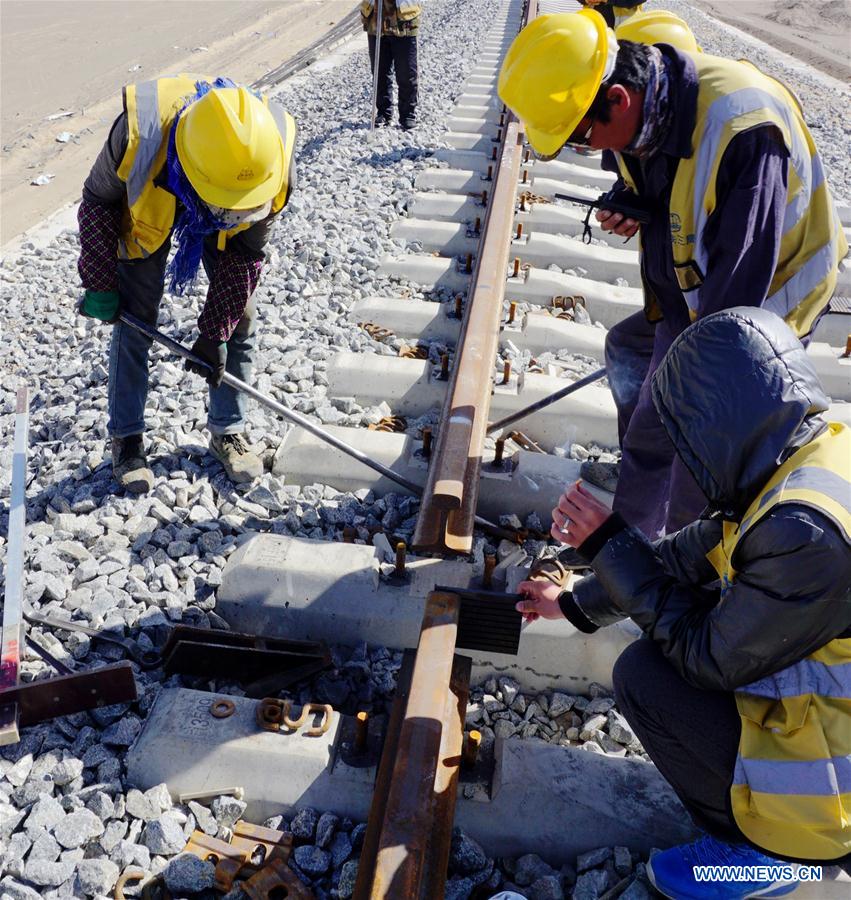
[605,311,707,538]
[109,235,257,438]
[367,34,418,123]
[613,639,745,844]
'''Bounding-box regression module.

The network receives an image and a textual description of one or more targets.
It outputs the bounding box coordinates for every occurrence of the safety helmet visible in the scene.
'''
[615,10,701,54]
[498,10,616,158]
[176,87,285,210]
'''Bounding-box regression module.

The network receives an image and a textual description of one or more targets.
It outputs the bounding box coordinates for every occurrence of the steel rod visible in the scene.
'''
[486,366,607,434]
[118,313,510,539]
[0,385,29,745]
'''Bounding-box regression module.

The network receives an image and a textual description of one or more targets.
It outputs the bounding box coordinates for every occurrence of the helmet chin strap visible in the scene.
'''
[205,200,272,229]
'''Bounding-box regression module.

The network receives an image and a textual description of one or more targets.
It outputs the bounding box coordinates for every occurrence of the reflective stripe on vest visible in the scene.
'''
[614,55,848,338]
[706,423,851,860]
[117,76,295,260]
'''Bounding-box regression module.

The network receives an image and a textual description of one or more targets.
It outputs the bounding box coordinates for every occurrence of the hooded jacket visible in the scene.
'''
[570,307,851,688]
[569,307,851,860]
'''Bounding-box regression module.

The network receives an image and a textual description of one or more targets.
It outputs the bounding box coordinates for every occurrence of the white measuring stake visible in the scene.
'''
[0,385,30,745]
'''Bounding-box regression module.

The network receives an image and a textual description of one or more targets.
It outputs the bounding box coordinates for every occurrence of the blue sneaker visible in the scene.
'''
[647,835,799,899]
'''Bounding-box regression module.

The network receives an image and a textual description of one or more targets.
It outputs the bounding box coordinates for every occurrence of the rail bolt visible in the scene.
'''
[355,711,369,751]
[463,730,482,768]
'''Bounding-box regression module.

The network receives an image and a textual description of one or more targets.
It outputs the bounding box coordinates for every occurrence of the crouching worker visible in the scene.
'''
[77,76,297,493]
[517,308,851,899]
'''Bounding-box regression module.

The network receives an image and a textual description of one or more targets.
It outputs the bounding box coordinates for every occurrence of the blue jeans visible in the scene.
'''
[108,236,257,438]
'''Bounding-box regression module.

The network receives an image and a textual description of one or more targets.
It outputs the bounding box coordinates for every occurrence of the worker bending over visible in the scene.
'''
[77,76,297,493]
[499,11,847,539]
[579,0,644,30]
[518,308,851,900]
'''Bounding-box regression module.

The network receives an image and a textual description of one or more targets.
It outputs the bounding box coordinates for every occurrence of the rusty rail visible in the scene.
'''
[413,0,537,554]
[353,592,471,899]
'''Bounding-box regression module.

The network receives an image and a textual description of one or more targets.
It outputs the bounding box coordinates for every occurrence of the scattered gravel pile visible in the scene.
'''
[465,676,648,761]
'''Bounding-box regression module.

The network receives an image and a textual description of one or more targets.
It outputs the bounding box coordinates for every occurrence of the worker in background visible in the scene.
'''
[77,76,297,494]
[615,8,700,53]
[361,0,421,129]
[498,11,847,540]
[579,0,644,29]
[517,308,851,900]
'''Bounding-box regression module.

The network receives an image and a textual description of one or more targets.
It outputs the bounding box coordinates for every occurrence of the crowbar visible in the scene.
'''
[118,313,513,540]
[486,366,607,435]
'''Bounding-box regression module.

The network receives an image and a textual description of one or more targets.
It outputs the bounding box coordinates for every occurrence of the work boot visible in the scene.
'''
[111,435,153,494]
[208,433,263,484]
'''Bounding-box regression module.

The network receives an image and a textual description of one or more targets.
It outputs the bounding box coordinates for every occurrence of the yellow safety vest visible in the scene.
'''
[614,53,848,339]
[360,0,421,21]
[116,75,296,260]
[706,423,851,860]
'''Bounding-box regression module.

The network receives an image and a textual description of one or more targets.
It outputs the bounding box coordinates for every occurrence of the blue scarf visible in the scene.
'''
[165,78,236,295]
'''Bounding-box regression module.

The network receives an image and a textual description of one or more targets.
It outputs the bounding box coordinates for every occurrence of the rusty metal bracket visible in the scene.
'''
[283,702,334,736]
[256,698,333,736]
[161,625,330,698]
[256,697,291,732]
[367,415,407,433]
[242,858,314,900]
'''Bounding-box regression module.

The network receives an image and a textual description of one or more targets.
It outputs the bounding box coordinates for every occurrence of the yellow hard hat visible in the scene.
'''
[176,87,285,210]
[498,10,615,158]
[615,10,701,54]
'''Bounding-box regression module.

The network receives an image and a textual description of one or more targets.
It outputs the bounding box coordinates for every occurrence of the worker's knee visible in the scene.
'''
[612,638,662,716]
[232,296,258,340]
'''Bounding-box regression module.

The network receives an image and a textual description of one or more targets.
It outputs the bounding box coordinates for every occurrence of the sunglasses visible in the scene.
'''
[532,119,594,162]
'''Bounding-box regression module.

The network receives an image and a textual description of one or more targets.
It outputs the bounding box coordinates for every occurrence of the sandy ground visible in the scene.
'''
[0,0,357,244]
[690,0,851,82]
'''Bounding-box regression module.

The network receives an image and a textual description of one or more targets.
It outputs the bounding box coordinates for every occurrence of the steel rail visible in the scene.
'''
[353,592,470,899]
[413,0,538,554]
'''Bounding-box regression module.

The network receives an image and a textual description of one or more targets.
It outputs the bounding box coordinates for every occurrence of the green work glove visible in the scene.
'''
[79,290,121,323]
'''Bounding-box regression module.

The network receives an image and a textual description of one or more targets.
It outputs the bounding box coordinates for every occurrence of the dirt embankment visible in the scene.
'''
[0,0,358,245]
[690,0,851,83]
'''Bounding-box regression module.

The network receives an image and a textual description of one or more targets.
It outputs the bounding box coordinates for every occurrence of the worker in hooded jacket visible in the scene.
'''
[77,76,297,494]
[498,11,848,541]
[517,307,851,900]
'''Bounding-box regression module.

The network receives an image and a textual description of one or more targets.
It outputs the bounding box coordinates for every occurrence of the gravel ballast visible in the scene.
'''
[1,0,849,897]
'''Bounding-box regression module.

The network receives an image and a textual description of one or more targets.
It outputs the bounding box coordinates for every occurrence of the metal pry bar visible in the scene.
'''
[118,312,513,541]
[486,366,607,435]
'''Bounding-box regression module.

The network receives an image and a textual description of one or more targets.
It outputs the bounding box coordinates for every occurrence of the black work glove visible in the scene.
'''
[185,335,227,387]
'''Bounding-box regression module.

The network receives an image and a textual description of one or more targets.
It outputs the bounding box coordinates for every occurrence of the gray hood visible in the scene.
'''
[651,307,830,516]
